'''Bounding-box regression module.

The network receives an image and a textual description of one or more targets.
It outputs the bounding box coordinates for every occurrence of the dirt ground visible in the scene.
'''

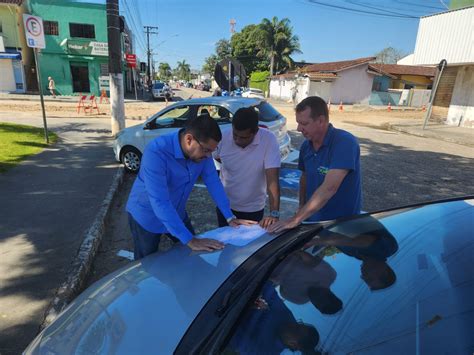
[0,94,426,130]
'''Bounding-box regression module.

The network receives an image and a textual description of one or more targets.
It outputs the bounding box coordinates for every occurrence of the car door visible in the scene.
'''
[142,105,197,146]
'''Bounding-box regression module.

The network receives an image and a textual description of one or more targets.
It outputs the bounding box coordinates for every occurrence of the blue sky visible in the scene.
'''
[118,0,451,70]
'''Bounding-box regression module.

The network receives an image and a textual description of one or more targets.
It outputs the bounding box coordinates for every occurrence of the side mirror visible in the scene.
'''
[144,121,154,130]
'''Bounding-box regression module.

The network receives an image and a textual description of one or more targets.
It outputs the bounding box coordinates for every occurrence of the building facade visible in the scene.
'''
[0,0,34,93]
[413,6,474,127]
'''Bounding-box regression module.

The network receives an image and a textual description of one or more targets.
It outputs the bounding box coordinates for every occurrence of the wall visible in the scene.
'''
[372,75,391,91]
[308,80,331,102]
[330,64,374,104]
[446,65,474,127]
[0,5,19,48]
[269,78,294,101]
[0,58,15,91]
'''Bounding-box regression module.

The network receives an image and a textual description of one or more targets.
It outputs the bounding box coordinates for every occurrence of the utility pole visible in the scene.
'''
[144,26,159,86]
[106,0,125,136]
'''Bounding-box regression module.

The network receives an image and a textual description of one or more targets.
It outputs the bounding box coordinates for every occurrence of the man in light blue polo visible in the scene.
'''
[127,115,255,259]
[268,96,361,233]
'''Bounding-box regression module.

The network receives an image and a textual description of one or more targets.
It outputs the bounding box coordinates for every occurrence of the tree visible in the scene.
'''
[231,24,269,74]
[374,47,406,64]
[158,62,172,80]
[176,60,191,81]
[258,17,301,75]
[202,39,232,74]
[202,54,218,75]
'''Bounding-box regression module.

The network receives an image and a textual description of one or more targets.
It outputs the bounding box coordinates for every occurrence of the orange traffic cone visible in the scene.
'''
[338,101,343,112]
[422,104,426,112]
[387,102,392,112]
[327,99,331,112]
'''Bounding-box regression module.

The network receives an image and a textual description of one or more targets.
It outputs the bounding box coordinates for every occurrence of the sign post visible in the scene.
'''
[125,54,137,100]
[23,14,49,143]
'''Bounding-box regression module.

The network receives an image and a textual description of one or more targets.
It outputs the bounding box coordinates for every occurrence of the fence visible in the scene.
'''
[369,89,431,107]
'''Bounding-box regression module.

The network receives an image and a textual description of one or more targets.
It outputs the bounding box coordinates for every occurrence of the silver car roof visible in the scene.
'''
[164,96,265,113]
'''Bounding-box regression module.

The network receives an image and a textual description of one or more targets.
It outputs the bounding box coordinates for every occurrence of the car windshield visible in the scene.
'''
[153,83,164,89]
[255,102,282,122]
[222,200,474,354]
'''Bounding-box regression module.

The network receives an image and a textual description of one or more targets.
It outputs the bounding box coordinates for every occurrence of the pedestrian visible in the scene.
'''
[48,76,56,98]
[214,107,281,228]
[163,82,172,106]
[291,85,298,107]
[126,114,256,259]
[268,96,362,233]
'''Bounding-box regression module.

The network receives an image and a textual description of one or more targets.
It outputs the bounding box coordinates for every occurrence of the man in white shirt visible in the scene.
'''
[214,107,281,228]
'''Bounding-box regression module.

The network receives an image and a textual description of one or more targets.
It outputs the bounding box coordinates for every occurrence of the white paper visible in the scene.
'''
[197,225,267,246]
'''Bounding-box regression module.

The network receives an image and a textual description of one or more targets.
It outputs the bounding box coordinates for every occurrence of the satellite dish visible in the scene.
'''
[214,58,247,91]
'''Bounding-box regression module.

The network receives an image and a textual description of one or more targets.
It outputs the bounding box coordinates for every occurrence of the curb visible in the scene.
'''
[40,166,125,328]
[387,123,474,148]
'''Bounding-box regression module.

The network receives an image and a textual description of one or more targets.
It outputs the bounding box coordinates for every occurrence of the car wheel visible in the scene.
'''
[121,146,142,173]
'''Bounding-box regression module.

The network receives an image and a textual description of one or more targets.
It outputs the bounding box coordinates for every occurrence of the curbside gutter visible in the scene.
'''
[40,166,125,329]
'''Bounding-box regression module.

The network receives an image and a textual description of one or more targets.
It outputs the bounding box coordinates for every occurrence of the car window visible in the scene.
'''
[153,83,164,89]
[222,203,474,354]
[151,105,191,129]
[254,102,281,122]
[197,105,232,124]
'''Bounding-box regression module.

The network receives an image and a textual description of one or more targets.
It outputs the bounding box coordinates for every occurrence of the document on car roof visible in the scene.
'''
[197,225,267,246]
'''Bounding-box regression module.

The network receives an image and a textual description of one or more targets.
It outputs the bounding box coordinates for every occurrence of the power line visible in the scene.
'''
[304,0,420,19]
[391,0,445,11]
[344,0,426,17]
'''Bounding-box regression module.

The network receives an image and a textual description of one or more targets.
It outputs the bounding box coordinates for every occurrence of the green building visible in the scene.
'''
[29,0,112,96]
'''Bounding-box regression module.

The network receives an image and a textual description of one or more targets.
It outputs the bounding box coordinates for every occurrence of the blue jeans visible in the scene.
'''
[128,213,195,260]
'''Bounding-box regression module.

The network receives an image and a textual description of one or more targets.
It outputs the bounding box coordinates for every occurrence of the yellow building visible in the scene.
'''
[369,64,436,90]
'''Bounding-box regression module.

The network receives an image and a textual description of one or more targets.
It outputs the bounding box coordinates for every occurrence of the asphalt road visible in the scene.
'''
[86,118,474,286]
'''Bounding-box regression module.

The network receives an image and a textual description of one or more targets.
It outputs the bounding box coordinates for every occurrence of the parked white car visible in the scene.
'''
[152,82,174,100]
[242,88,265,99]
[113,97,291,173]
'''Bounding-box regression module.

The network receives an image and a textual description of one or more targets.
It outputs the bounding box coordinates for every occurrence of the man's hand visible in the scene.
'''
[259,216,279,229]
[266,216,301,234]
[228,218,258,227]
[187,237,224,252]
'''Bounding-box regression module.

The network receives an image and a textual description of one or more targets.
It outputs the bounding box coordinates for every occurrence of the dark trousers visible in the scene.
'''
[216,207,264,227]
[128,213,195,260]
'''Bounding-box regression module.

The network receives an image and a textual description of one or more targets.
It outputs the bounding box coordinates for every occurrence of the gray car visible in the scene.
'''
[113,97,291,173]
[25,197,474,354]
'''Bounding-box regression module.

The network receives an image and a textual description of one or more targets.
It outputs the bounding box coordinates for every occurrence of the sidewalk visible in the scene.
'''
[388,119,474,147]
[0,92,147,103]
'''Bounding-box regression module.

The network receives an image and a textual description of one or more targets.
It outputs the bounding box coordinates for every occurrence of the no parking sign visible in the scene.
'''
[23,14,45,49]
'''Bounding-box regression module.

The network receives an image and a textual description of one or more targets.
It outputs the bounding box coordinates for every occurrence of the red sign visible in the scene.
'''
[125,54,137,68]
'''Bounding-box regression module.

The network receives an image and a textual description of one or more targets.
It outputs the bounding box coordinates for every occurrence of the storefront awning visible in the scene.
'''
[0,52,21,59]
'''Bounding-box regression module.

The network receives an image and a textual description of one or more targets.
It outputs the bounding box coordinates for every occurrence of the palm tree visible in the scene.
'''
[176,60,191,81]
[258,17,302,75]
[158,62,172,80]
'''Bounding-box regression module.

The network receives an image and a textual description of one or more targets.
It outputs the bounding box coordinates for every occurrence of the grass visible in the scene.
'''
[0,122,58,173]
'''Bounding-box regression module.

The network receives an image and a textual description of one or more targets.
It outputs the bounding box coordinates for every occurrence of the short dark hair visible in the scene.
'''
[184,114,222,142]
[232,107,259,133]
[296,96,329,121]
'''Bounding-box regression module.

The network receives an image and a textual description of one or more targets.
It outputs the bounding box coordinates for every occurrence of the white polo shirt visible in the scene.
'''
[215,128,281,212]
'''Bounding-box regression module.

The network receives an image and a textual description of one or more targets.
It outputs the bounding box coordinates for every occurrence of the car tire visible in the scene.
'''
[121,146,142,173]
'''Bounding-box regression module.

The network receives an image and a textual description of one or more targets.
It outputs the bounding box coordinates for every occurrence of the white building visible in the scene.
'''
[413,6,474,128]
[269,57,377,105]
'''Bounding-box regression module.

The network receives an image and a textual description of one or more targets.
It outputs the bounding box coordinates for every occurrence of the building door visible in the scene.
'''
[70,62,90,93]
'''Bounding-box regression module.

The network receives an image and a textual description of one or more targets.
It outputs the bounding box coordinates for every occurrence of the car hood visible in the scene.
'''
[26,232,276,354]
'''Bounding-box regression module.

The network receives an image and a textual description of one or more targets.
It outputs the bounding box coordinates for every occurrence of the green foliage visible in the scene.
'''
[175,60,191,81]
[0,122,57,173]
[158,62,172,80]
[231,24,269,74]
[202,39,232,74]
[249,71,270,93]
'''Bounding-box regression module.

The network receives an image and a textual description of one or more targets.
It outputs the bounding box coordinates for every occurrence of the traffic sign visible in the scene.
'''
[23,14,45,49]
[125,53,137,68]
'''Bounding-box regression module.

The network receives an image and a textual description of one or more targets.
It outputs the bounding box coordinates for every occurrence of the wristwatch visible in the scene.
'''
[270,210,280,218]
[226,215,237,223]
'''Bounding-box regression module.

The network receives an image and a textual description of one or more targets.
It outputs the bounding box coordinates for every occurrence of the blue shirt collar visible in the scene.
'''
[173,130,186,159]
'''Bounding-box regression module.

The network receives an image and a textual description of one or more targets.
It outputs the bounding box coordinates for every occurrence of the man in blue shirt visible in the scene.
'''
[127,115,255,259]
[269,96,361,233]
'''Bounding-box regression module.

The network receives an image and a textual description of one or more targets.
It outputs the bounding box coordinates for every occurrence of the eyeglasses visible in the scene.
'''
[194,137,215,154]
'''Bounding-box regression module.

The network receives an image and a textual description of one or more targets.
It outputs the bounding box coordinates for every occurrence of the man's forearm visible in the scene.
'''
[294,184,337,223]
[267,183,280,212]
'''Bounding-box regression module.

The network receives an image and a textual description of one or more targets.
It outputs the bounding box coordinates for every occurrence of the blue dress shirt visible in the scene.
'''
[126,130,233,243]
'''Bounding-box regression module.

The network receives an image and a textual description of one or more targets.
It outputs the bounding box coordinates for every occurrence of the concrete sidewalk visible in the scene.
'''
[388,119,473,147]
[0,115,122,354]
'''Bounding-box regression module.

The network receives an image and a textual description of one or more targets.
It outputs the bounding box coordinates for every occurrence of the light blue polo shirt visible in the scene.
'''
[298,124,362,222]
[126,130,233,243]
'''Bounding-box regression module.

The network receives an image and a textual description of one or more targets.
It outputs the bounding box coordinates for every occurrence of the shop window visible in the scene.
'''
[44,21,59,36]
[69,23,95,39]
